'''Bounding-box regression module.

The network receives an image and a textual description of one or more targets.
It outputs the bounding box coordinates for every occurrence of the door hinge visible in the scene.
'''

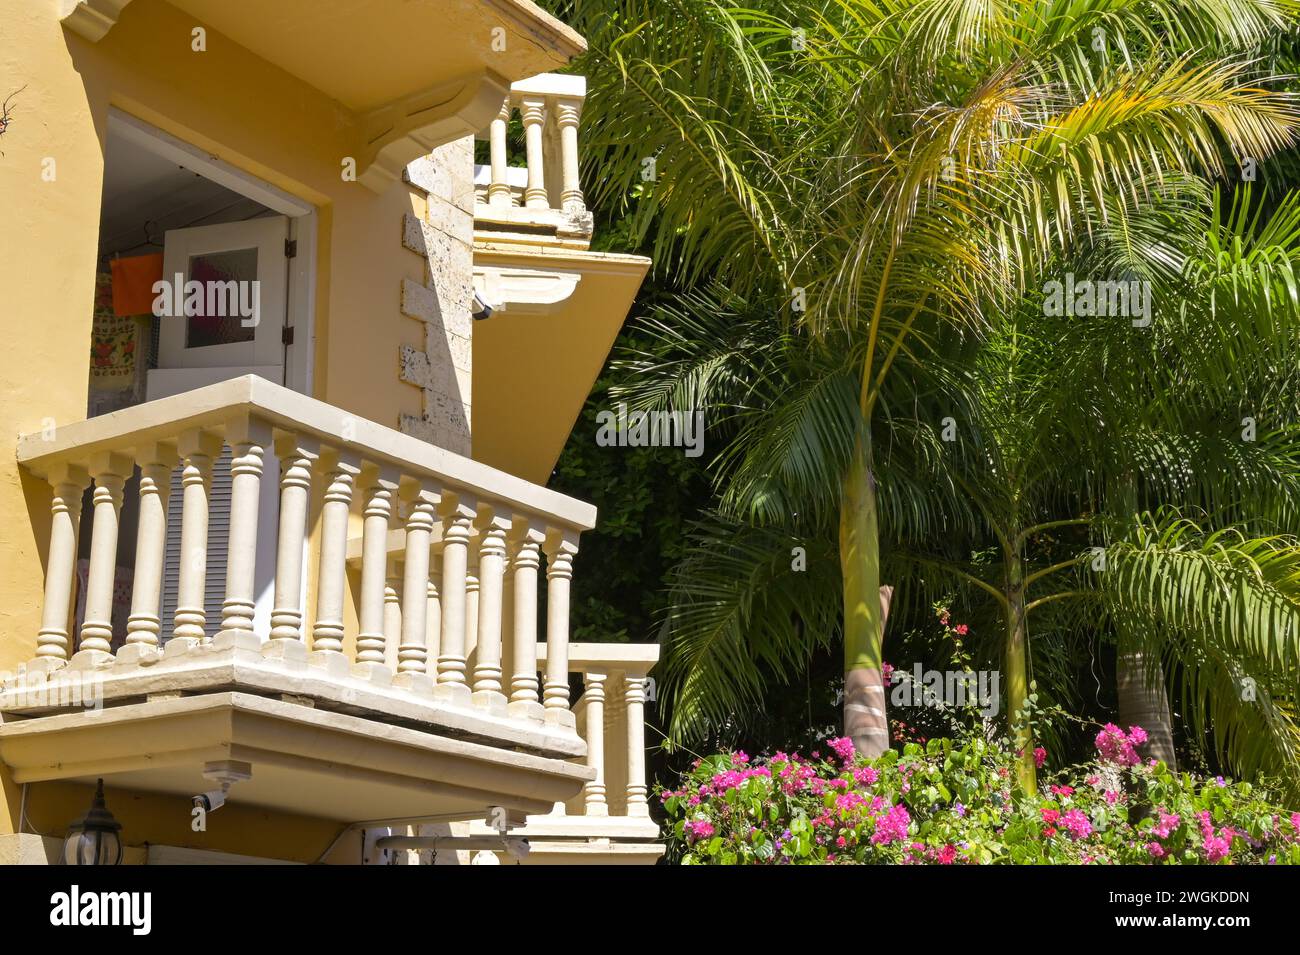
[282,326,295,346]
[284,238,298,259]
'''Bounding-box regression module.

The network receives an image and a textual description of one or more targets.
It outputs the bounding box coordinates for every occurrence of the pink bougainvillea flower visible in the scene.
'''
[1033,747,1046,768]
[853,766,880,787]
[827,736,857,767]
[684,820,715,842]
[870,804,911,845]
[1062,809,1092,841]
[952,624,969,637]
[1154,812,1180,839]
[1095,723,1143,766]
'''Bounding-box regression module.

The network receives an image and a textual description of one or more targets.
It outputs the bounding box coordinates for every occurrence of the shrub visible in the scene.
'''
[660,727,1300,864]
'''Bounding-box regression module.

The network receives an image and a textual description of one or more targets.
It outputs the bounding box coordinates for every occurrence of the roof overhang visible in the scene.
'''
[60,0,587,190]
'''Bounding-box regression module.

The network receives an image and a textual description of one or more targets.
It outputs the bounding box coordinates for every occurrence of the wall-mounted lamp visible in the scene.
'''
[62,778,122,865]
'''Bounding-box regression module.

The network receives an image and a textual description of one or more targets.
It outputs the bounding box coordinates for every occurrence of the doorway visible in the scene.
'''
[83,111,317,646]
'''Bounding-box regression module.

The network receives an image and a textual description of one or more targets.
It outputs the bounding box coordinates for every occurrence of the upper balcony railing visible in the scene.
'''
[473,74,592,245]
[8,375,593,740]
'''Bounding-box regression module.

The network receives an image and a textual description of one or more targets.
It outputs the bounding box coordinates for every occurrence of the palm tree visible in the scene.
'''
[563,0,1300,761]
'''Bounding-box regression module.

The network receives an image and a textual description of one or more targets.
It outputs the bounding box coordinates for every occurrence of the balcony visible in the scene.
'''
[472,74,593,249]
[0,375,605,823]
[467,74,653,486]
[368,642,663,864]
[487,642,664,864]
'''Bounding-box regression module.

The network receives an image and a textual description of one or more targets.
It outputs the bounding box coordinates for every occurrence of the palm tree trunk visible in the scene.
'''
[841,439,893,757]
[1005,551,1037,795]
[1116,651,1178,769]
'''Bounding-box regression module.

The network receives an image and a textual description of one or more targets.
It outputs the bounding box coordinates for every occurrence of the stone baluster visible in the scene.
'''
[542,529,579,724]
[218,417,270,648]
[310,451,360,667]
[434,497,476,703]
[382,555,403,672]
[75,452,131,661]
[520,95,549,210]
[583,671,609,816]
[506,523,545,721]
[396,483,439,682]
[267,434,318,659]
[625,673,651,817]
[172,430,222,648]
[464,550,480,666]
[35,463,90,668]
[487,97,513,208]
[471,509,510,712]
[356,466,399,673]
[555,97,584,212]
[426,563,442,666]
[123,444,178,661]
[499,547,515,703]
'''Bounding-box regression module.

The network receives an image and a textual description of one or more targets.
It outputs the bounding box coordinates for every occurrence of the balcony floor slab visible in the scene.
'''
[0,691,593,820]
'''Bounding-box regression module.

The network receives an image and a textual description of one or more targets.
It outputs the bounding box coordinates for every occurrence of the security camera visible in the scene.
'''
[193,789,226,813]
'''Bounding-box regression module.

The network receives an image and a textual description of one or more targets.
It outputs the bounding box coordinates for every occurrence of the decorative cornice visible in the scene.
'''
[359,71,511,193]
[59,0,134,41]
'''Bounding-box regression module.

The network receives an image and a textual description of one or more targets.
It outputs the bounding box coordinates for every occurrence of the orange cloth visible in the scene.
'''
[109,253,164,316]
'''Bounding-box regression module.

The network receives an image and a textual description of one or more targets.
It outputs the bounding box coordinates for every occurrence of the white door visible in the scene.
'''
[147,216,290,400]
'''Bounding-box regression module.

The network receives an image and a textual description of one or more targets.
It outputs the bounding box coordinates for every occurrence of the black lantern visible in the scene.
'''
[62,778,122,865]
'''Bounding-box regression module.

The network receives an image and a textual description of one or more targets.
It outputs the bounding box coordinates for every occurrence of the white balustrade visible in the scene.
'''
[474,74,587,220]
[14,375,594,736]
[528,643,660,831]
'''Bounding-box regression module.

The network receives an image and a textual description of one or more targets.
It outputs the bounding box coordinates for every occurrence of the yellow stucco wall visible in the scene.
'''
[0,0,473,855]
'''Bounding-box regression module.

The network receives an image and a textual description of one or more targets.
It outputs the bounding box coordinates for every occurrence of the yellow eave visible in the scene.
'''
[61,0,587,190]
[472,244,651,483]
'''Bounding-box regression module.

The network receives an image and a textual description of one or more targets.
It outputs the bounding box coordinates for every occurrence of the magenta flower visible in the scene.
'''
[853,766,880,786]
[870,804,912,845]
[1033,747,1047,768]
[828,736,857,767]
[1062,809,1092,841]
[684,820,715,842]
[1095,723,1143,766]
